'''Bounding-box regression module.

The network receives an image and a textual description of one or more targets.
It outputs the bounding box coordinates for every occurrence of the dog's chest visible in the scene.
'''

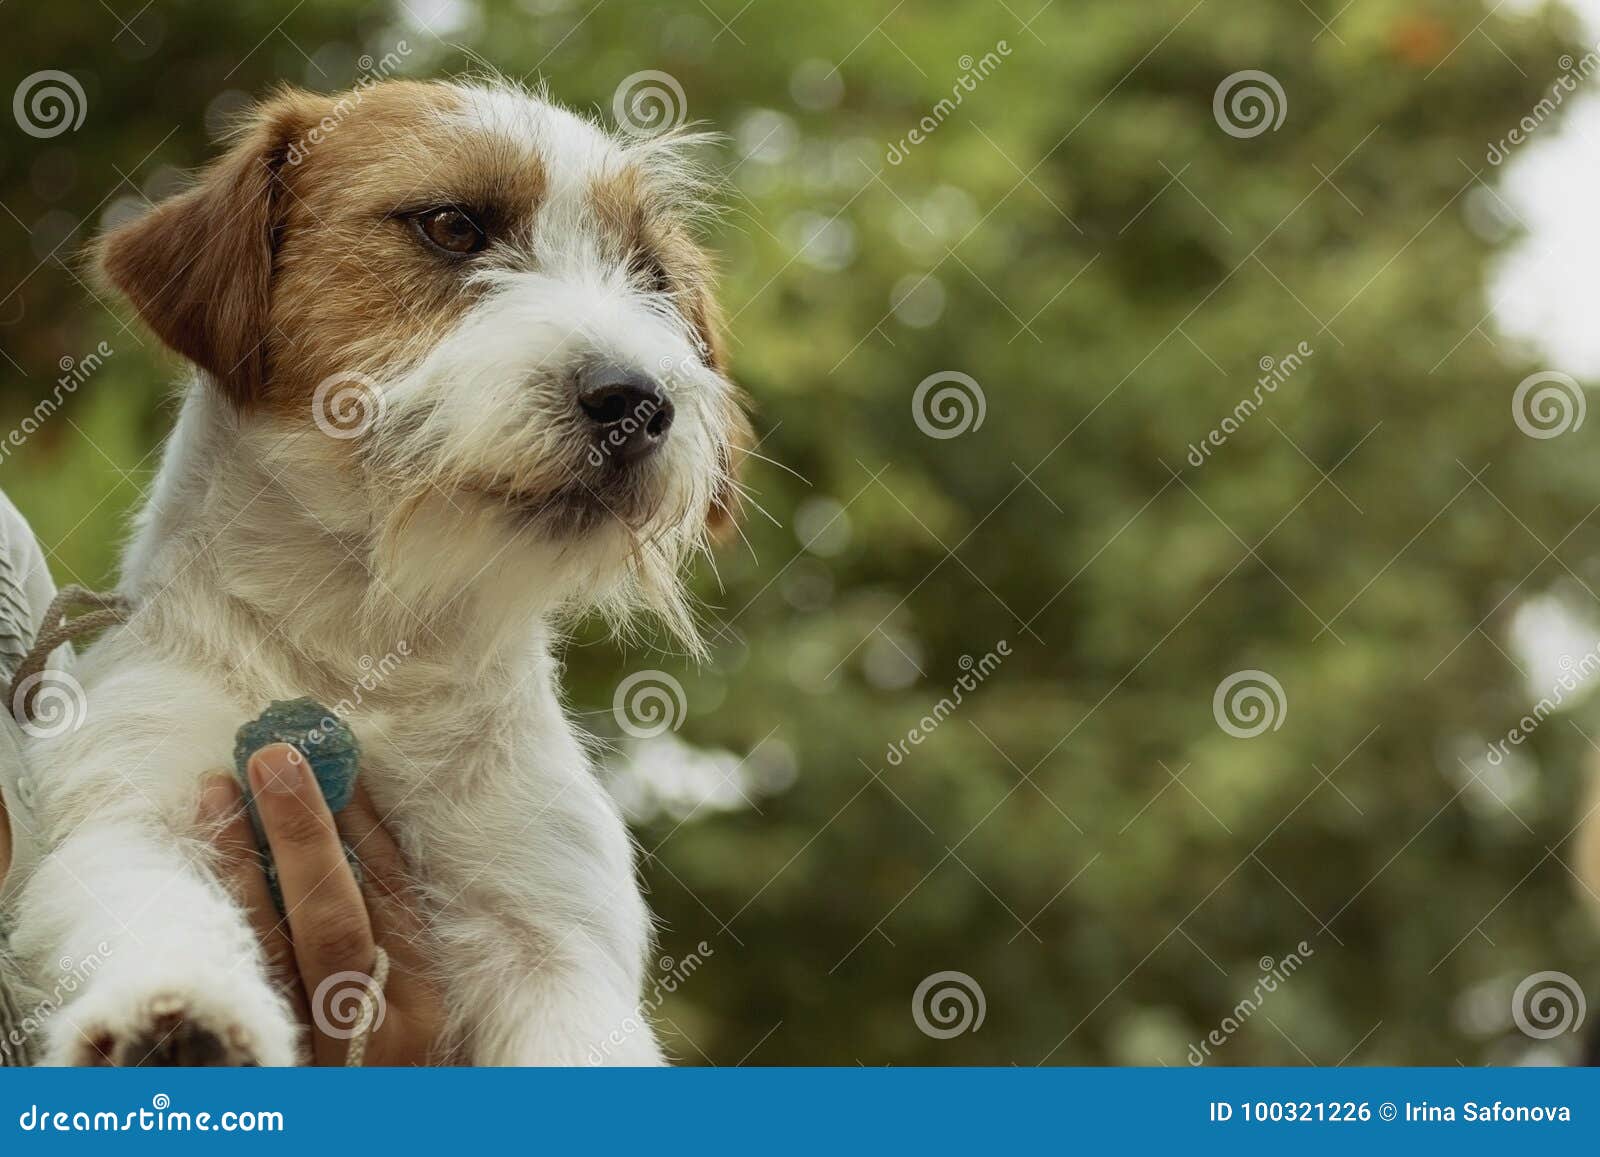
[339,696,616,871]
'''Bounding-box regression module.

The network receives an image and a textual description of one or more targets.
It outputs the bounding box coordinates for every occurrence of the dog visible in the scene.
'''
[6,77,749,1065]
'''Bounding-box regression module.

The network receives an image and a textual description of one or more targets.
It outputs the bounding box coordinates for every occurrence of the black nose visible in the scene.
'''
[577,366,674,464]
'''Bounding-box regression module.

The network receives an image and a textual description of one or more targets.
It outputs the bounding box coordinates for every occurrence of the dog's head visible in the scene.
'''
[99,79,750,647]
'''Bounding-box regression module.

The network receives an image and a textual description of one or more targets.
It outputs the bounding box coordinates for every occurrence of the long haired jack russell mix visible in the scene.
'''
[5,78,750,1066]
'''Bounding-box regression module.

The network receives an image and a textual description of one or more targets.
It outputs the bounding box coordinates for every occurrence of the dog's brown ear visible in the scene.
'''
[97,90,320,409]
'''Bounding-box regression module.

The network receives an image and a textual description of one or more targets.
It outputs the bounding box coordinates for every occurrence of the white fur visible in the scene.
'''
[9,83,737,1066]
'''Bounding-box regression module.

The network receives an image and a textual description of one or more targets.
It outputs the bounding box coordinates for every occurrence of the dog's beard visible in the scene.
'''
[499,459,671,536]
[366,439,712,656]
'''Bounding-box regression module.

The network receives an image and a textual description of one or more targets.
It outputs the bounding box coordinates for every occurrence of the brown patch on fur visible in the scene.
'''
[96,89,326,408]
[264,83,549,416]
[99,82,551,417]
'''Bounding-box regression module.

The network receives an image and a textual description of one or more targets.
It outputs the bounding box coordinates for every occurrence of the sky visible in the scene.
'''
[1470,1,1600,700]
[1493,0,1600,373]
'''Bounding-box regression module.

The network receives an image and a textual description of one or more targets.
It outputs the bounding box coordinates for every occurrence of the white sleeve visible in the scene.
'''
[0,493,53,1064]
[0,492,56,682]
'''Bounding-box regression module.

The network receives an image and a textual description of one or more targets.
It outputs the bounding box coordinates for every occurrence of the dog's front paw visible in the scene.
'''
[46,973,298,1067]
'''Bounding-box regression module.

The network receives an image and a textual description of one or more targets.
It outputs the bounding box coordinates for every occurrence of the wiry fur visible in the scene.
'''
[8,78,748,1065]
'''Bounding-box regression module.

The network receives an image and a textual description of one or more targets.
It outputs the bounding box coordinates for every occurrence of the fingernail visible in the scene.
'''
[198,774,239,822]
[249,744,307,795]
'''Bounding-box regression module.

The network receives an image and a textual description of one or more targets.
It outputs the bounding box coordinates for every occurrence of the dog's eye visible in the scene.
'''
[414,207,487,255]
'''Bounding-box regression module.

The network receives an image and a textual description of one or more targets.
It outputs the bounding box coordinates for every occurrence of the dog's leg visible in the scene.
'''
[380,760,664,1065]
[476,989,664,1066]
[13,821,298,1066]
[447,939,664,1066]
[404,850,663,1065]
[9,657,298,1066]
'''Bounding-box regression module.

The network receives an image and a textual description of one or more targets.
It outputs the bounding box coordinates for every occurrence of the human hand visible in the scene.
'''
[199,744,449,1065]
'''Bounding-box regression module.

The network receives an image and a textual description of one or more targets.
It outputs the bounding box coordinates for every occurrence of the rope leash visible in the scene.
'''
[343,945,390,1067]
[6,584,130,723]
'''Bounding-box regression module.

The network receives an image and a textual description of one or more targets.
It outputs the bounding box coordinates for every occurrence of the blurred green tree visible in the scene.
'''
[2,0,1596,1065]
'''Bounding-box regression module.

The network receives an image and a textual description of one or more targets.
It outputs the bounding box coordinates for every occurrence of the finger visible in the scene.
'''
[197,773,306,1017]
[248,744,379,1038]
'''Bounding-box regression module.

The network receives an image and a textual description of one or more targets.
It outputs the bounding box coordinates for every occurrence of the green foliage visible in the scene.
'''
[2,0,1596,1064]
